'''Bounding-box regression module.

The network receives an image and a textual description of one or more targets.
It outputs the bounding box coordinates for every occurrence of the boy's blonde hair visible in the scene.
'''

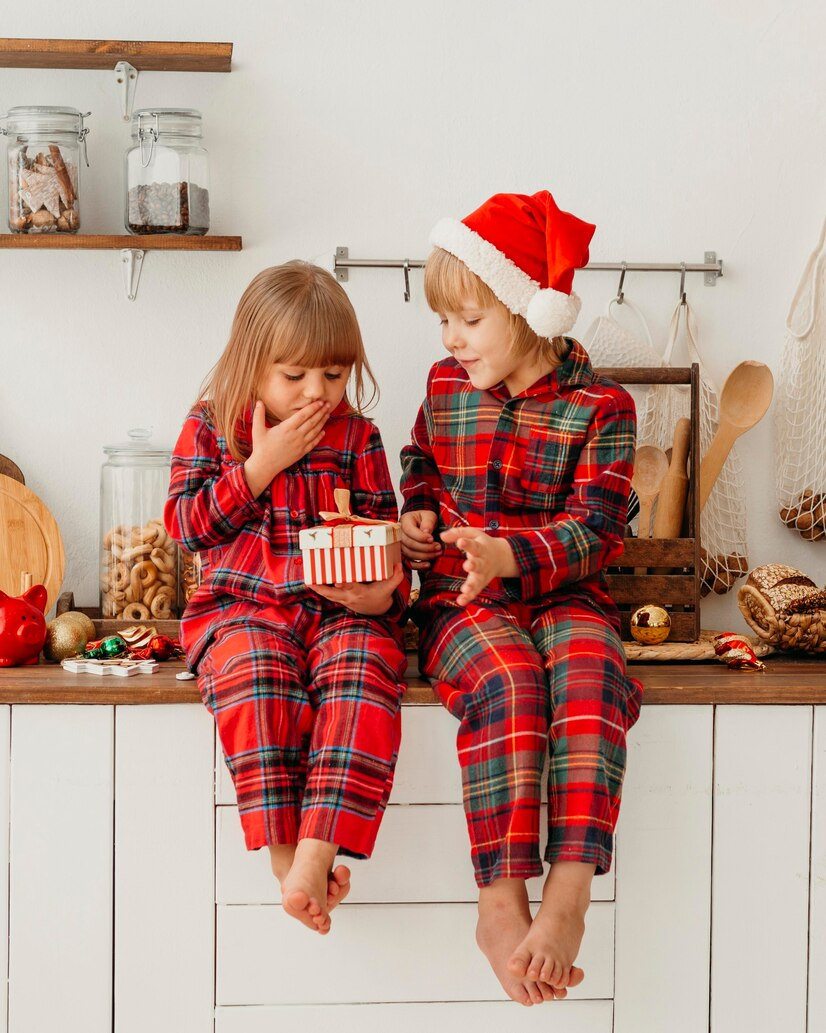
[423,247,570,365]
[200,261,377,460]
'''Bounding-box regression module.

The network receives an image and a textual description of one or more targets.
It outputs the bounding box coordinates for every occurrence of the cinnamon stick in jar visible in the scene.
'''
[48,144,75,206]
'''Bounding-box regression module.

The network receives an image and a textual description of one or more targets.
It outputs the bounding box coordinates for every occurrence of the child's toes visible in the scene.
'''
[538,981,557,1002]
[541,959,563,986]
[526,957,545,981]
[567,965,585,988]
[507,947,532,978]
[524,981,543,1006]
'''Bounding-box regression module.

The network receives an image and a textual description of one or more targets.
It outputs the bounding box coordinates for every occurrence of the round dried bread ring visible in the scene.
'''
[150,546,176,574]
[114,561,130,592]
[122,602,151,621]
[150,588,175,619]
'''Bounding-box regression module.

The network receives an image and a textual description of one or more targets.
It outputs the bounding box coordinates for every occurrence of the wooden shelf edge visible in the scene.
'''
[0,234,242,251]
[0,38,232,72]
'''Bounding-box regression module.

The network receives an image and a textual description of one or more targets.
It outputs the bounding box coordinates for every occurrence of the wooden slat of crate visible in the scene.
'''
[614,538,695,566]
[607,574,696,605]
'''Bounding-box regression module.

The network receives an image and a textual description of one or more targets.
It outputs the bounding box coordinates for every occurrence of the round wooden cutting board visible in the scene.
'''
[0,473,65,611]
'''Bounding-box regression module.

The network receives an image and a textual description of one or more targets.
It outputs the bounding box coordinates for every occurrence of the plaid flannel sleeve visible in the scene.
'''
[505,389,636,603]
[164,407,266,551]
[399,374,442,516]
[351,423,411,620]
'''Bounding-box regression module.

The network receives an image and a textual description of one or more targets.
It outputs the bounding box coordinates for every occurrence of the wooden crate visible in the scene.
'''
[597,365,701,643]
[56,591,181,639]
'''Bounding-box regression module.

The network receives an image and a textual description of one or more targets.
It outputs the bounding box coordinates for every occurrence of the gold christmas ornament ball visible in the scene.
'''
[629,605,672,645]
[43,614,92,662]
[58,610,96,641]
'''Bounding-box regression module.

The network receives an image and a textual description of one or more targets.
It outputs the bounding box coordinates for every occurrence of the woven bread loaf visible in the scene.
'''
[738,563,826,652]
[744,563,817,614]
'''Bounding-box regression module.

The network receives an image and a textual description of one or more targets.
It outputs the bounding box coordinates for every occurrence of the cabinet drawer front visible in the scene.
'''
[217,704,464,805]
[217,901,614,1005]
[217,804,614,904]
[216,1000,614,1033]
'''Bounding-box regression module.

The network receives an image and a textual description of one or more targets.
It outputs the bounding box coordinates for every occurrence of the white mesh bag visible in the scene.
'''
[637,299,749,596]
[775,216,826,541]
[582,296,661,412]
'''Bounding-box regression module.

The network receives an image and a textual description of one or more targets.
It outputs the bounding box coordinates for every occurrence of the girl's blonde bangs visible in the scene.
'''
[424,248,499,313]
[200,262,377,460]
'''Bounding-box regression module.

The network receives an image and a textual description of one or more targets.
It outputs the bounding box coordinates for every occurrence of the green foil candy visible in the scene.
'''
[83,635,128,660]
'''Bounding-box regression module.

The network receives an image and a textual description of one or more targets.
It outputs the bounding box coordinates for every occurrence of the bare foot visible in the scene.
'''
[508,861,594,990]
[279,838,339,934]
[327,864,351,911]
[477,880,560,1006]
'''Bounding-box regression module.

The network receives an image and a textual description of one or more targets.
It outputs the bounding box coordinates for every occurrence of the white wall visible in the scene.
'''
[1,0,825,629]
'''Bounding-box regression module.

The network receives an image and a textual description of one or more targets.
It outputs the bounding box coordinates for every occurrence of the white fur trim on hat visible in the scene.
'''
[429,217,539,316]
[526,288,581,337]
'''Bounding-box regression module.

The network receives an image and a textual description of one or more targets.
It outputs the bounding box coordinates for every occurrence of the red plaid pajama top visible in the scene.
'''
[166,400,409,667]
[400,339,636,616]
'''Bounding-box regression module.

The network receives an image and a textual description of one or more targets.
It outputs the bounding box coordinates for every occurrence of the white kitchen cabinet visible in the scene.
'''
[8,706,114,1033]
[0,695,823,1031]
[114,705,215,1033]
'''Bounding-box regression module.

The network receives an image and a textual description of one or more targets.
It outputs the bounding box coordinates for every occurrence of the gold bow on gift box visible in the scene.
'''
[318,488,394,547]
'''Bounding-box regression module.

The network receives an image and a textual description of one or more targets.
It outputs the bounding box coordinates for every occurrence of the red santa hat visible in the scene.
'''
[429,190,596,338]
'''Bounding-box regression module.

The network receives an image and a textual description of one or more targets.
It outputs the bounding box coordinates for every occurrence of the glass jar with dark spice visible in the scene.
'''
[125,108,209,235]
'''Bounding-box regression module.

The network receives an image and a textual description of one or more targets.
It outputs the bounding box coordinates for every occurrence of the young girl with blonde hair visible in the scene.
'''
[166,261,409,935]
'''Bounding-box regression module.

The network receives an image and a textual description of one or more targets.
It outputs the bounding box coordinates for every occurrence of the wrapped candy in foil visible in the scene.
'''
[713,633,765,671]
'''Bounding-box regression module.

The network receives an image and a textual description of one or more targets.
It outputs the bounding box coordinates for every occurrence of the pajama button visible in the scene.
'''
[290,510,299,518]
[491,459,502,470]
[488,519,500,529]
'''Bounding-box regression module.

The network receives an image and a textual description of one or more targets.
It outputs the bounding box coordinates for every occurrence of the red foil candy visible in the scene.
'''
[127,635,184,662]
[713,633,765,670]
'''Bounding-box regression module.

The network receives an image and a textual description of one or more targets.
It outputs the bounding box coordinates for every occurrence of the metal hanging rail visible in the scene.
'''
[334,246,723,301]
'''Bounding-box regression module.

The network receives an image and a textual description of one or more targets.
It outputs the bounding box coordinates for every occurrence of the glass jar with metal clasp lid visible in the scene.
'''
[125,108,210,235]
[0,106,90,233]
[99,429,181,621]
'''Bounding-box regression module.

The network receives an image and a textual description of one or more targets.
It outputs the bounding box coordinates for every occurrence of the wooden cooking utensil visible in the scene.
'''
[0,473,65,611]
[698,361,773,512]
[631,445,670,539]
[653,418,691,538]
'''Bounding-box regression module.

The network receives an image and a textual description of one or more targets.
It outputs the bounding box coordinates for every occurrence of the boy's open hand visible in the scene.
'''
[244,399,330,497]
[400,510,442,569]
[439,526,519,607]
[309,563,405,615]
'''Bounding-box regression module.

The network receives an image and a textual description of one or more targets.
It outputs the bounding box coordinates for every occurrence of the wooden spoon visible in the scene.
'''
[698,361,774,512]
[631,445,670,539]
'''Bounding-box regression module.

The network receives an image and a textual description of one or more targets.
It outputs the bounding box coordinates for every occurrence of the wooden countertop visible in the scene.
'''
[0,654,825,705]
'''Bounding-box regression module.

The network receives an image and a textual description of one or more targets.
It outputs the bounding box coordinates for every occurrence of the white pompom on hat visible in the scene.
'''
[429,190,596,338]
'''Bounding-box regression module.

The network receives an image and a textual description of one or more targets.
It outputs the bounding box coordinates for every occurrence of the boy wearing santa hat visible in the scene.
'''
[400,191,643,1007]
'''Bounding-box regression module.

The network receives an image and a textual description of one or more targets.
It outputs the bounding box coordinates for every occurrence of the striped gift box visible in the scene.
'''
[299,523,402,585]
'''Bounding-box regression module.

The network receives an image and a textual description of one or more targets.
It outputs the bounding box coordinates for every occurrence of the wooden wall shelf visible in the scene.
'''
[0,234,242,251]
[0,38,232,73]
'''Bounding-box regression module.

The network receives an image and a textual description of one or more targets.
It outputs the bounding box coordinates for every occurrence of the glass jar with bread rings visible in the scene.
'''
[100,429,179,622]
[0,106,90,234]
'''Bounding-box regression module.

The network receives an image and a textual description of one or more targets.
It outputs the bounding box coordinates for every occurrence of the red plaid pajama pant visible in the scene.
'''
[418,597,643,886]
[197,603,407,856]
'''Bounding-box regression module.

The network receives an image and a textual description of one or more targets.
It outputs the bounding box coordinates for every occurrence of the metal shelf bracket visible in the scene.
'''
[121,248,145,300]
[114,60,139,122]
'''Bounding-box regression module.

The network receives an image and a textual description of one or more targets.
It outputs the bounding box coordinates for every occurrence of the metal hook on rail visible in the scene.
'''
[402,259,411,302]
[616,261,627,305]
[679,262,687,305]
